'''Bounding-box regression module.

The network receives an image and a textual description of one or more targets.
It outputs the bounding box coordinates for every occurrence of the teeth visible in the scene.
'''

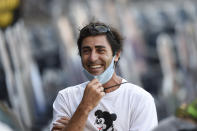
[90,65,101,68]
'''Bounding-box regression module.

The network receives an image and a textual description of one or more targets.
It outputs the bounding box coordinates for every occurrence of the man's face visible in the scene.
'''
[81,35,114,76]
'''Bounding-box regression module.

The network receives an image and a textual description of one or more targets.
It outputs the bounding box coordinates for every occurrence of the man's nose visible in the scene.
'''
[89,50,98,62]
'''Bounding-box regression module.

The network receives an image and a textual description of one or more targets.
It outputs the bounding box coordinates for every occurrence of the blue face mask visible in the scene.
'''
[83,56,115,84]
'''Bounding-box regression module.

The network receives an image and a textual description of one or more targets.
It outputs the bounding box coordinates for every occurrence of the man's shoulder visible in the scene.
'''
[122,80,154,100]
[58,81,89,94]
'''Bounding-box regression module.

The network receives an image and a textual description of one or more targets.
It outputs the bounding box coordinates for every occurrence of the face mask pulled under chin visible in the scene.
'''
[83,56,115,84]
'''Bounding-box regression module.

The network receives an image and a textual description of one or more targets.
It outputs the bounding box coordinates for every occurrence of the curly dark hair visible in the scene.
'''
[77,21,124,56]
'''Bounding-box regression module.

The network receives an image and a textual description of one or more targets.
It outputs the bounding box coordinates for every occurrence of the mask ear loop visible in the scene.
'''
[104,52,126,92]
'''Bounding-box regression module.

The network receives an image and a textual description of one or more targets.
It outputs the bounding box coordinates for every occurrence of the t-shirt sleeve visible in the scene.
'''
[50,91,71,130]
[129,95,158,131]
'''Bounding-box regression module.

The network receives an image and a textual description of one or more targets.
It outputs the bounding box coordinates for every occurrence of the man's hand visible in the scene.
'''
[52,117,70,131]
[52,79,105,131]
[81,79,105,112]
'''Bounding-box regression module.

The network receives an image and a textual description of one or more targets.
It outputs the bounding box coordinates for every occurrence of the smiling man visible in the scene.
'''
[51,21,158,131]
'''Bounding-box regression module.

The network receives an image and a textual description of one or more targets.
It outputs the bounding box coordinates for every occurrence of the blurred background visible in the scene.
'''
[1,0,197,130]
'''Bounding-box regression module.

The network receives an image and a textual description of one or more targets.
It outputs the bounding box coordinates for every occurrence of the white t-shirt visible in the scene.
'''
[51,79,158,131]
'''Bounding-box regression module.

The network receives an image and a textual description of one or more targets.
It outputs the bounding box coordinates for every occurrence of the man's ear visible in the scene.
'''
[114,51,121,62]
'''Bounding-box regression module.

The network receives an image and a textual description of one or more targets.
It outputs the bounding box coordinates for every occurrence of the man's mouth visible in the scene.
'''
[89,65,102,69]
[87,64,103,74]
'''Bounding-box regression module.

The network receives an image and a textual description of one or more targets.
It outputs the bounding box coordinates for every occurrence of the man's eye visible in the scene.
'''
[82,50,89,53]
[97,49,105,53]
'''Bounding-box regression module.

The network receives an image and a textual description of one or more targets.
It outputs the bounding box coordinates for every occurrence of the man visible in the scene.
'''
[51,21,158,131]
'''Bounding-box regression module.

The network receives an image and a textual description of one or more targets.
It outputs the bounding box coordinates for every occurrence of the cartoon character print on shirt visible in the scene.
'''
[94,110,117,131]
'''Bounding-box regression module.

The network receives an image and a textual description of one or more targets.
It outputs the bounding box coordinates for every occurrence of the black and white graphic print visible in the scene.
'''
[94,110,117,131]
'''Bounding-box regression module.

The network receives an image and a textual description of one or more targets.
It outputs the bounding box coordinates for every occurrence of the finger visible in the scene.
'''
[100,91,105,96]
[52,128,63,131]
[89,82,102,90]
[92,78,99,82]
[57,119,69,125]
[52,129,60,131]
[61,117,70,120]
[53,123,66,129]
[90,78,99,84]
[87,79,100,89]
[52,126,62,130]
[95,82,103,89]
[53,123,63,128]
[91,79,103,86]
[98,86,104,92]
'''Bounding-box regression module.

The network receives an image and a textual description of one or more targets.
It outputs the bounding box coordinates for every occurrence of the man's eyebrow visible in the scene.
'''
[81,46,91,49]
[81,45,106,49]
[95,45,106,49]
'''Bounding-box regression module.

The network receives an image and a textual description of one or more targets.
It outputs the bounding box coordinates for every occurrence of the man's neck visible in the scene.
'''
[103,73,122,93]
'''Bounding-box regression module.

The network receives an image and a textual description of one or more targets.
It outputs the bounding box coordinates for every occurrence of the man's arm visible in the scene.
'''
[53,79,104,131]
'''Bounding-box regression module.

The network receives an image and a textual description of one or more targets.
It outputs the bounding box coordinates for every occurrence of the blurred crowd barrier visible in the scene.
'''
[1,0,197,130]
